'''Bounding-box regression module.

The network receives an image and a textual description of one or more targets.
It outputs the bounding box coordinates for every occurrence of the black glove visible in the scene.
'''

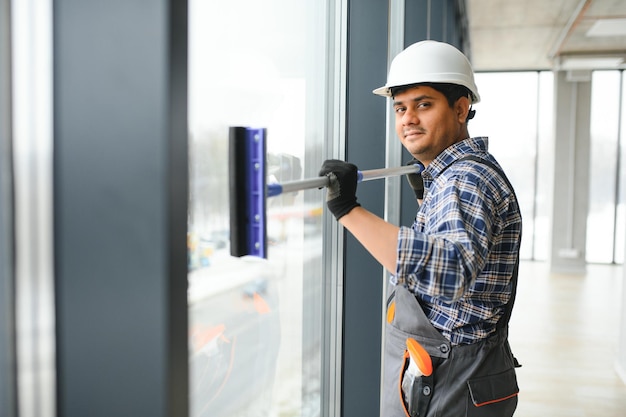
[405,159,425,200]
[318,159,361,220]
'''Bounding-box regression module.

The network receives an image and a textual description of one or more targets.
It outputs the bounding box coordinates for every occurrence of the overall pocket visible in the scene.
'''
[383,287,450,417]
[465,368,518,417]
[399,339,434,417]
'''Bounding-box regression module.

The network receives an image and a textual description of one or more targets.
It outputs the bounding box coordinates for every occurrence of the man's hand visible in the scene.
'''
[405,159,424,200]
[318,159,361,220]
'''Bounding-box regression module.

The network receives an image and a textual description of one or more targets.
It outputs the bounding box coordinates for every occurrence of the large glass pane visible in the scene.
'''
[187,1,329,416]
[615,72,626,264]
[533,71,555,261]
[472,72,540,260]
[12,1,56,415]
[586,71,621,263]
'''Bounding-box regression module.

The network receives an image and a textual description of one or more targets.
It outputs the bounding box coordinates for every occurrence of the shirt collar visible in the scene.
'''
[423,137,490,179]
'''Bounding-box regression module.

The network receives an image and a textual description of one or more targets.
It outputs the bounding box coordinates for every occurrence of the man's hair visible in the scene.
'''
[390,82,476,121]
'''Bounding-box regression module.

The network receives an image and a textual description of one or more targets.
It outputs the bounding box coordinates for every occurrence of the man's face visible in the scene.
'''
[393,85,469,166]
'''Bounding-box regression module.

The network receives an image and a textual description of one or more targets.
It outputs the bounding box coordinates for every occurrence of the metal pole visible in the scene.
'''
[268,164,422,197]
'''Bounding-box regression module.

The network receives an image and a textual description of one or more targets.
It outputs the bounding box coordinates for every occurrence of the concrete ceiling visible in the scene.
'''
[467,0,626,71]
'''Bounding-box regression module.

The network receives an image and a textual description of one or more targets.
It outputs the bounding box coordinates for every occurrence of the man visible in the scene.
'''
[319,40,522,416]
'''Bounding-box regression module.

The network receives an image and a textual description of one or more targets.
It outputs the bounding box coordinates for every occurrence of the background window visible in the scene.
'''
[587,70,622,264]
[616,72,626,264]
[472,72,553,260]
[475,69,626,265]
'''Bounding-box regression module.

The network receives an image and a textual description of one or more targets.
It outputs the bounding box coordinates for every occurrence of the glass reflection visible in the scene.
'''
[187,1,327,416]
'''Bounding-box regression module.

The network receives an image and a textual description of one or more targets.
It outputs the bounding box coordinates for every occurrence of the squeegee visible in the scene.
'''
[229,126,422,258]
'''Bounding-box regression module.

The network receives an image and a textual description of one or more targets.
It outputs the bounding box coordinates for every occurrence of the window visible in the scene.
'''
[587,71,622,263]
[472,72,554,260]
[475,70,626,265]
[187,1,333,415]
[616,72,626,264]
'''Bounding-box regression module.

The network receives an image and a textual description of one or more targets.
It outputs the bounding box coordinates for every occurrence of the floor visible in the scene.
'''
[509,261,626,416]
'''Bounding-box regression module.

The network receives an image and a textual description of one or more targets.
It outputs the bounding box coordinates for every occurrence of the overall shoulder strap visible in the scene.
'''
[442,154,521,330]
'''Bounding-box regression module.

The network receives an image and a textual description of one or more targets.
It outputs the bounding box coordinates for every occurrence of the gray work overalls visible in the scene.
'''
[382,156,520,417]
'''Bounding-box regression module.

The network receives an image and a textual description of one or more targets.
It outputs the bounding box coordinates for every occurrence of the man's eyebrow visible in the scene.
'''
[392,95,434,106]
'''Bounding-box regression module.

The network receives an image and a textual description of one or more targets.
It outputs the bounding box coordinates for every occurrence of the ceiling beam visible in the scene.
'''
[548,0,593,63]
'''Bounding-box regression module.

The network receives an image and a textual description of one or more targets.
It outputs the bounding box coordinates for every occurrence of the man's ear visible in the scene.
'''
[455,96,471,123]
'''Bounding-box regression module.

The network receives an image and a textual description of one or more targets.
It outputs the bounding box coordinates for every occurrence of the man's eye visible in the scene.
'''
[394,107,406,113]
[418,102,430,108]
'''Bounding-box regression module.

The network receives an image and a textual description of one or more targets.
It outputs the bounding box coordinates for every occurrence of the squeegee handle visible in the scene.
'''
[267,164,422,197]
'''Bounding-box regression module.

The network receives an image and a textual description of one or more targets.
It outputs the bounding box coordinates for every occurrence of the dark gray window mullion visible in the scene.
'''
[0,0,17,415]
[342,1,388,417]
[52,1,188,415]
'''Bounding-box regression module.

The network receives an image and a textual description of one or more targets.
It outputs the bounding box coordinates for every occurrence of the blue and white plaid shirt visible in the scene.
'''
[391,137,522,345]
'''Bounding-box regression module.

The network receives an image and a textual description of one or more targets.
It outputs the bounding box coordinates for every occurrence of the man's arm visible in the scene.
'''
[339,206,400,273]
[319,159,400,274]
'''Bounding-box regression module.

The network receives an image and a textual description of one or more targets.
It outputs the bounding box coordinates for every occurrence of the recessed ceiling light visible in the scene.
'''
[560,56,624,70]
[587,18,626,37]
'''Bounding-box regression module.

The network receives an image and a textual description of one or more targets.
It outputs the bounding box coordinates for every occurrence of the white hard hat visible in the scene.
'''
[373,40,480,103]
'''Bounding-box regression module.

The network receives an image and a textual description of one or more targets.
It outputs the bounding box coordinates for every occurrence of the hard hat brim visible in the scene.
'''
[372,85,391,97]
[372,82,481,104]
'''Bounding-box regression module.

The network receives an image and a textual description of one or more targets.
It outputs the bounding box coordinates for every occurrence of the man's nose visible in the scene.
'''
[402,107,418,124]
